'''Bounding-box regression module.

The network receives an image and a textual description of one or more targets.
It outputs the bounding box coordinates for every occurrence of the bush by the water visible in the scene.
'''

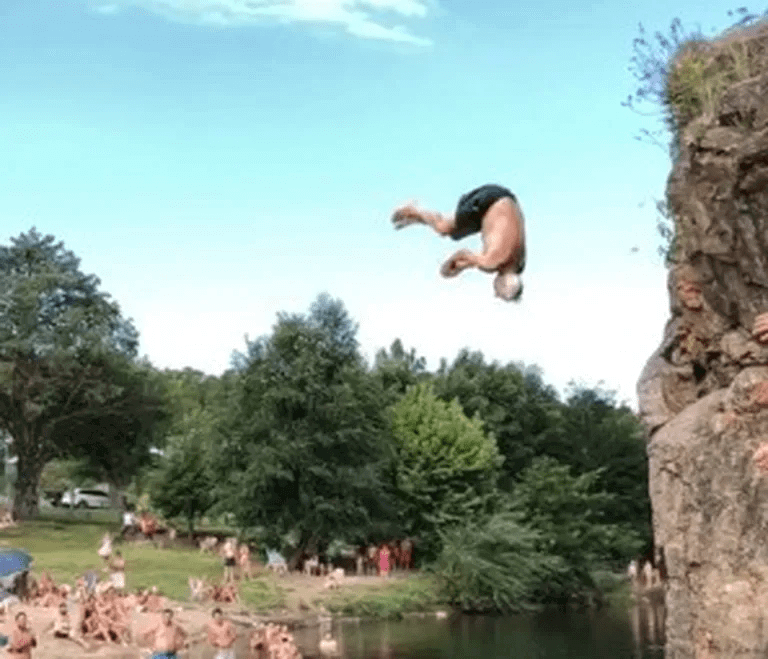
[431,512,561,613]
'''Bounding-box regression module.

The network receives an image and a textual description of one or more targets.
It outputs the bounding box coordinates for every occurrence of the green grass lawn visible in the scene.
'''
[0,518,452,619]
[0,518,286,610]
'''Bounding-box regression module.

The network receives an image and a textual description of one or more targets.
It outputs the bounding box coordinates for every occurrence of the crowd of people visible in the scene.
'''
[0,517,416,657]
[3,602,308,659]
[299,539,414,580]
[627,559,664,593]
[0,528,342,658]
[359,539,413,577]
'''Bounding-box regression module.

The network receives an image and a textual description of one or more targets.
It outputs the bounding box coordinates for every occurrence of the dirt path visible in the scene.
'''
[274,571,406,612]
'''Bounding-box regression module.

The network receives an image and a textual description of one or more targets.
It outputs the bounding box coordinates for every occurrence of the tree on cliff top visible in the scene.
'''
[624,8,768,153]
[0,228,140,517]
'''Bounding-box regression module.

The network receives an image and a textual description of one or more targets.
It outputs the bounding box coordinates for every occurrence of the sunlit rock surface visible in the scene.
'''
[637,21,768,659]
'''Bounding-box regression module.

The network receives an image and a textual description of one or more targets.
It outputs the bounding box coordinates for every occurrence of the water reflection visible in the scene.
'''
[629,600,666,657]
[306,604,666,659]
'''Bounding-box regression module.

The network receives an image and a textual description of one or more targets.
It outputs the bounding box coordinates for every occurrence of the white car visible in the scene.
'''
[59,488,111,509]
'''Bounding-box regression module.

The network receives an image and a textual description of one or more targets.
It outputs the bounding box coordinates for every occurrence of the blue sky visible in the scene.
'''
[0,0,745,405]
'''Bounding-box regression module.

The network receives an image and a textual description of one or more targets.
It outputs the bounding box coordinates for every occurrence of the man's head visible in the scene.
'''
[212,607,222,622]
[15,611,27,629]
[494,271,523,302]
[162,608,173,625]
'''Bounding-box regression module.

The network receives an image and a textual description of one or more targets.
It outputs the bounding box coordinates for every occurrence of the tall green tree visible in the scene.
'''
[511,456,644,600]
[391,381,503,559]
[0,228,139,517]
[554,385,652,552]
[218,294,393,564]
[372,339,428,404]
[433,350,562,486]
[57,357,168,507]
[149,407,217,534]
[147,368,229,532]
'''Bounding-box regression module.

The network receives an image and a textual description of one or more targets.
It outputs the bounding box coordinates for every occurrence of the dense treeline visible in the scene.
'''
[0,229,651,611]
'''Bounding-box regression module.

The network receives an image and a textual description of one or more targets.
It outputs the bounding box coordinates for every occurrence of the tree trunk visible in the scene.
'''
[108,483,123,511]
[13,449,40,519]
[287,530,316,572]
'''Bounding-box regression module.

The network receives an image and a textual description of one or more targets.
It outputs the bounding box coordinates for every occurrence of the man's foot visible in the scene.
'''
[391,202,423,229]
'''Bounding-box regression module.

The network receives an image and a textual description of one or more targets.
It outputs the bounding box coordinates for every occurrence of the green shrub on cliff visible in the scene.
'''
[625,9,768,148]
[666,31,762,131]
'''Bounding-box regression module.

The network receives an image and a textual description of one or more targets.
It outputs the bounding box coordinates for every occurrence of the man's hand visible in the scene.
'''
[441,250,473,278]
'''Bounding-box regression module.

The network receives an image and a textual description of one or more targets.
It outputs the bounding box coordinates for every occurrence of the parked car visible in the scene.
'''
[59,488,111,509]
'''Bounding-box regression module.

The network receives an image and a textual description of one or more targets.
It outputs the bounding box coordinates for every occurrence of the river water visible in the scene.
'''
[126,602,665,659]
[319,604,665,659]
[240,602,664,659]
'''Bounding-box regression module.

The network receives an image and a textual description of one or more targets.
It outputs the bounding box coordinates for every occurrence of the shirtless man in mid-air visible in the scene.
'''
[392,184,526,301]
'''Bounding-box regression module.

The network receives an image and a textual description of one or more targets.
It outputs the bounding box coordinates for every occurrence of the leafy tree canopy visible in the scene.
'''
[391,381,503,558]
[217,294,393,561]
[0,228,141,517]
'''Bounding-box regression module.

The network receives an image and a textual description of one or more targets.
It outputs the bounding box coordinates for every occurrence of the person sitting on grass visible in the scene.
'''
[47,602,88,649]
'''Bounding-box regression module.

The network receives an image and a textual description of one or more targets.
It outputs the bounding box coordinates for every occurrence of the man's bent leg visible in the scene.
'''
[392,202,456,236]
[440,246,510,278]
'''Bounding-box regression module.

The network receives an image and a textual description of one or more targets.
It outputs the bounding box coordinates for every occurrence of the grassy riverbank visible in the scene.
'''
[0,518,447,617]
[0,518,632,620]
[324,574,444,618]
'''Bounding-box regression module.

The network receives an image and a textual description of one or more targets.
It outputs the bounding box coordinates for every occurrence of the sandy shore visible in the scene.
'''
[0,572,407,659]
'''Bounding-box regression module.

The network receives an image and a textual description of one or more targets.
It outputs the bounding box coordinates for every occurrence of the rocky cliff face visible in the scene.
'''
[637,22,768,659]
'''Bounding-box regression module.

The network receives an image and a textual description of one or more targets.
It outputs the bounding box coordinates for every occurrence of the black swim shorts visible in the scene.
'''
[452,184,516,241]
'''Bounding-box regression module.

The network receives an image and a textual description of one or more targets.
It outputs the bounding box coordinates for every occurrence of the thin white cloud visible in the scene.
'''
[92,0,433,45]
